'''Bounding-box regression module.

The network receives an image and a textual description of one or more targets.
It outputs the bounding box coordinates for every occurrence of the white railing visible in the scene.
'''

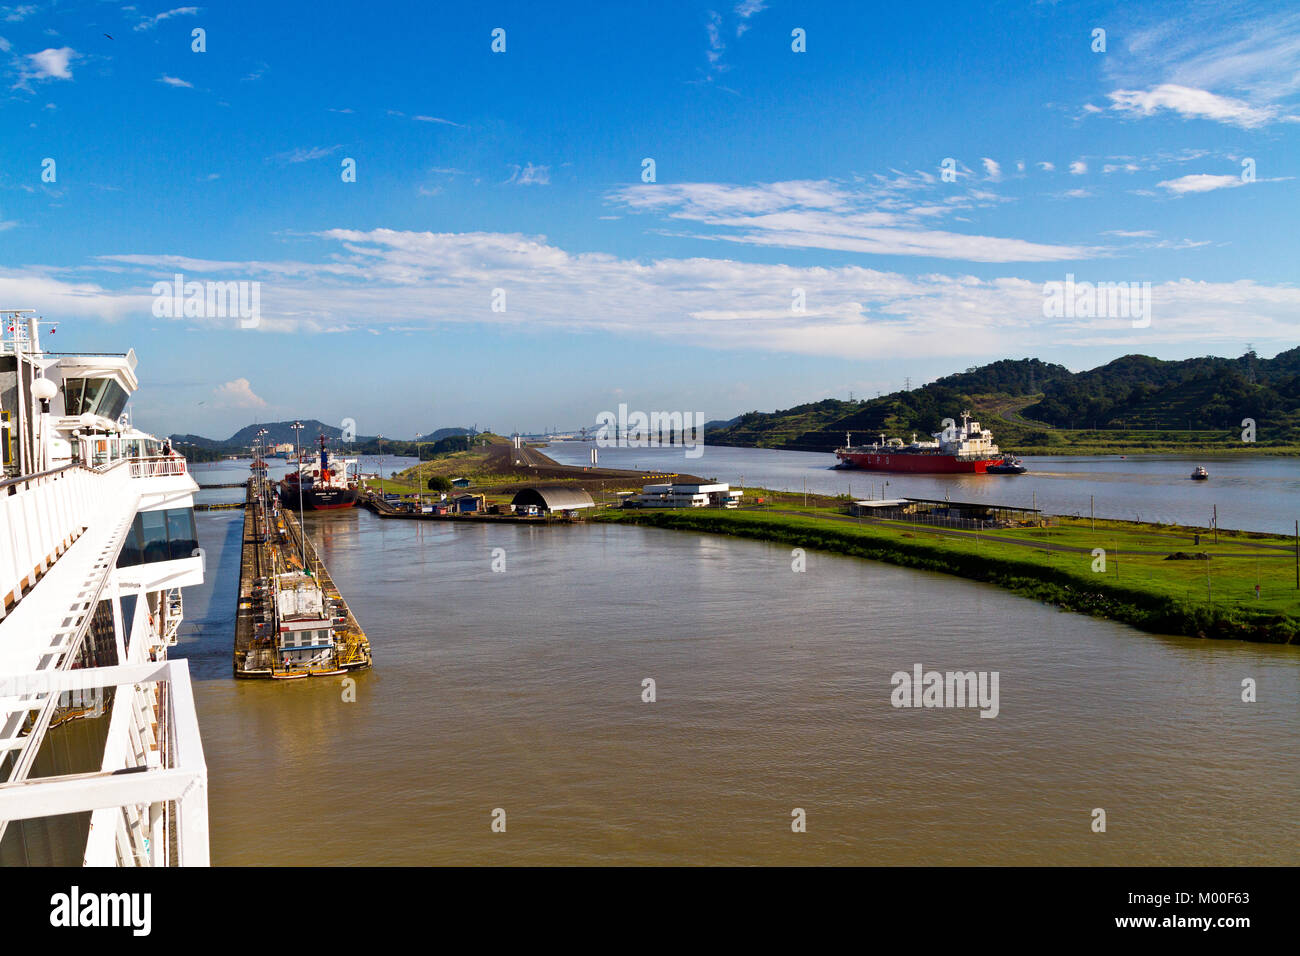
[0,461,133,621]
[128,456,187,478]
[0,660,209,866]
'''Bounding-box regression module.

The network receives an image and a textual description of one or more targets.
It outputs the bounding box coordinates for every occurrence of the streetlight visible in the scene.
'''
[291,421,306,573]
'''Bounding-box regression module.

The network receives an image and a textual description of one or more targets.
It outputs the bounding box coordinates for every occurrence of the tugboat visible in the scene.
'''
[279,434,359,510]
[1191,465,1209,481]
[987,456,1028,475]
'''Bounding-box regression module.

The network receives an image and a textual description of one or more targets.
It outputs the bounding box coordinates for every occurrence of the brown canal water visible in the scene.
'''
[180,491,1299,865]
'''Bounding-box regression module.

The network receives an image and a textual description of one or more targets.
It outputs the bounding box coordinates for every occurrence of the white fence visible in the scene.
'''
[128,457,187,478]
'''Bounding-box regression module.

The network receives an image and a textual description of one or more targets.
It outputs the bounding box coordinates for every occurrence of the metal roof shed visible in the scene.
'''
[510,486,596,513]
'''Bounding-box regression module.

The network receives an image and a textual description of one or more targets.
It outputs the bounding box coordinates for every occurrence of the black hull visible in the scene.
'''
[279,483,359,511]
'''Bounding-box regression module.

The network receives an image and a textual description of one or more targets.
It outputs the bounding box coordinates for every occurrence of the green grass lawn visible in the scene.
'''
[597,504,1300,643]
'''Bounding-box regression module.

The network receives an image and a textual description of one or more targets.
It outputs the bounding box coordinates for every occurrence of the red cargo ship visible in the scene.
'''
[834,410,1012,474]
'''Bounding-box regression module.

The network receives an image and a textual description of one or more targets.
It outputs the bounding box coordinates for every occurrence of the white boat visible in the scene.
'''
[0,311,209,866]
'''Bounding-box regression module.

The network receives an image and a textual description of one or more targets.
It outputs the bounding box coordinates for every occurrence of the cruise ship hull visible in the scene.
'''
[835,450,997,474]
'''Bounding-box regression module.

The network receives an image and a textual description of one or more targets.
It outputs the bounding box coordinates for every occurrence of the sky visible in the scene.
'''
[1,0,1298,440]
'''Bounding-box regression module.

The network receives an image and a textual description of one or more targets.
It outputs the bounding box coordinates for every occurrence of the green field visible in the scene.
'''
[597,502,1300,645]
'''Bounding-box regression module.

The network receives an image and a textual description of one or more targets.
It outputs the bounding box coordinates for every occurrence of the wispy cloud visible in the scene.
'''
[1108,84,1292,128]
[1069,160,1087,175]
[412,114,462,127]
[157,74,193,88]
[47,230,1298,357]
[1099,8,1300,128]
[1157,173,1246,195]
[3,5,38,22]
[267,145,341,165]
[734,0,767,36]
[608,178,1096,263]
[981,158,1002,182]
[134,7,199,32]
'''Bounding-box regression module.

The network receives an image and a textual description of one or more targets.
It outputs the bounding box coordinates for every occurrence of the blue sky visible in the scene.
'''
[2,0,1298,439]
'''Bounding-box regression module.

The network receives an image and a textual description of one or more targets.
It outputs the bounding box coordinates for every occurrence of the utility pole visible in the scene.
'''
[1294,520,1298,590]
[1090,494,1094,531]
[1213,504,1218,545]
[291,421,306,573]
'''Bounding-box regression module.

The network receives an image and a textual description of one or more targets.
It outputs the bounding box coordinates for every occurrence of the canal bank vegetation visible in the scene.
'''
[706,351,1300,456]
[597,503,1300,645]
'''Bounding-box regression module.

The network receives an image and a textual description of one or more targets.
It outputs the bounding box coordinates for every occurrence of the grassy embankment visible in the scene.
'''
[597,495,1300,644]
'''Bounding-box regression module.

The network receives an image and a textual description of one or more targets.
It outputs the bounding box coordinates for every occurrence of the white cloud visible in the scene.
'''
[267,145,341,164]
[412,115,461,126]
[981,158,1002,181]
[158,75,193,88]
[705,10,724,65]
[134,7,199,31]
[1156,173,1245,195]
[1116,9,1300,105]
[25,47,75,81]
[1069,160,1087,175]
[214,378,267,409]
[1107,84,1290,128]
[4,5,37,22]
[609,179,1092,263]
[735,0,767,35]
[4,229,1295,360]
[1037,161,1055,172]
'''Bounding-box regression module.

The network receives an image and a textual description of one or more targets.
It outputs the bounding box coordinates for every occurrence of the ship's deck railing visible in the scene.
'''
[127,456,187,478]
[0,461,132,622]
[0,659,209,866]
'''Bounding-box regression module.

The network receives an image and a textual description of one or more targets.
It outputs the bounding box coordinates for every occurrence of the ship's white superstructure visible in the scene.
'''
[0,310,208,866]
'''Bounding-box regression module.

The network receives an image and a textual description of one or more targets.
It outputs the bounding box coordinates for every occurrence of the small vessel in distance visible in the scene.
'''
[1191,465,1209,481]
[279,434,359,510]
[835,411,1008,474]
[987,456,1028,475]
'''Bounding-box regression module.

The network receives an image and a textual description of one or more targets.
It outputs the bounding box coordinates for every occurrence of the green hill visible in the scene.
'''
[706,351,1300,454]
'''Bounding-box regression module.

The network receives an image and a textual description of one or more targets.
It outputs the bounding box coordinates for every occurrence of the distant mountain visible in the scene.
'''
[168,432,226,450]
[225,420,345,447]
[705,352,1300,451]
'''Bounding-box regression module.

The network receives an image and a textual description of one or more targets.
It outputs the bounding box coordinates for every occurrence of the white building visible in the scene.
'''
[625,481,743,509]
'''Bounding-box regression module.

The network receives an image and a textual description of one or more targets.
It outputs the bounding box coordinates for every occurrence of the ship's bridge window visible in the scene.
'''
[62,377,129,421]
[117,507,199,568]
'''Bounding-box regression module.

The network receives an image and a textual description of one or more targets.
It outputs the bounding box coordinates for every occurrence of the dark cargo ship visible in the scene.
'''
[279,435,359,510]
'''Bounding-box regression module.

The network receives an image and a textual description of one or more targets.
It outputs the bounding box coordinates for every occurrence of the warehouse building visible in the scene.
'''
[510,486,596,516]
